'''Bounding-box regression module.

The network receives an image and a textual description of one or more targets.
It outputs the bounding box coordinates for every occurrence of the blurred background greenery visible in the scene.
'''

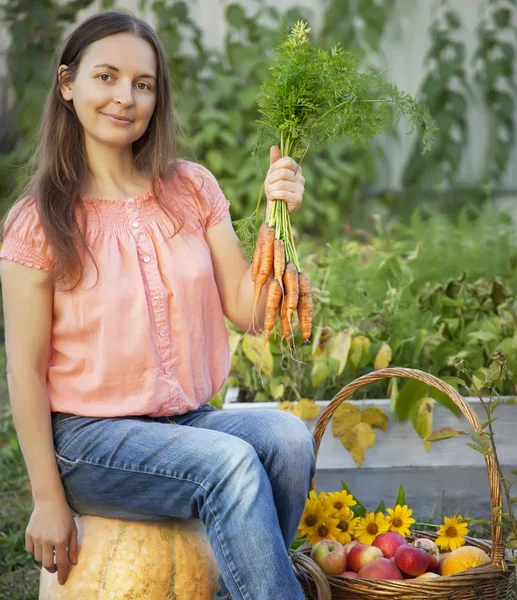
[1,0,516,597]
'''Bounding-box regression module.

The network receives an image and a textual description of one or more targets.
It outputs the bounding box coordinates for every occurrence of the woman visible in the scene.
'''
[0,10,315,600]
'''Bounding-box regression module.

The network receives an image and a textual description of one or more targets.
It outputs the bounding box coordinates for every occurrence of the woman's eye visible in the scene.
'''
[136,82,150,91]
[99,74,112,82]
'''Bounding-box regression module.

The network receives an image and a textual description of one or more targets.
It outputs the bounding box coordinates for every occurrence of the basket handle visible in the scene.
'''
[309,367,505,566]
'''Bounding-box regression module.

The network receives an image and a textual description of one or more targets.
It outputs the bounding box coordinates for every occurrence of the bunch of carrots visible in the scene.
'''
[251,197,312,346]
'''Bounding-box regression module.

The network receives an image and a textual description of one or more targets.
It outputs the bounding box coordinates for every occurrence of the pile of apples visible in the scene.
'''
[310,533,446,580]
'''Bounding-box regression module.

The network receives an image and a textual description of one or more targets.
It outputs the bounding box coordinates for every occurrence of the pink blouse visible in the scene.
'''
[0,161,232,417]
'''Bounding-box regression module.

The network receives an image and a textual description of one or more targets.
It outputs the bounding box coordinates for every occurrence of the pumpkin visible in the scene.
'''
[439,546,490,576]
[39,515,220,599]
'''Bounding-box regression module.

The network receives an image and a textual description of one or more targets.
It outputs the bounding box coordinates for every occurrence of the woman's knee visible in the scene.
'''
[265,410,316,458]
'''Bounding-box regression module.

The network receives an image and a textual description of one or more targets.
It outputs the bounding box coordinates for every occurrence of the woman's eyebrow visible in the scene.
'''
[92,63,156,80]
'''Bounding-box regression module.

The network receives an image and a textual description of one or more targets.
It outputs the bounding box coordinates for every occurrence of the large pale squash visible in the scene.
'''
[39,515,220,599]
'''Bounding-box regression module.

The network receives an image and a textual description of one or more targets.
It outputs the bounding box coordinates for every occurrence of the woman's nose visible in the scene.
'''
[113,82,135,107]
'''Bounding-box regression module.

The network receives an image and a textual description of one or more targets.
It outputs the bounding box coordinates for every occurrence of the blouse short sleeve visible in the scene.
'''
[0,198,55,271]
[182,161,231,229]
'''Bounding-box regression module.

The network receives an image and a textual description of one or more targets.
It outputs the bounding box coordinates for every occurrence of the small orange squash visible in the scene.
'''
[440,546,490,576]
[39,515,220,599]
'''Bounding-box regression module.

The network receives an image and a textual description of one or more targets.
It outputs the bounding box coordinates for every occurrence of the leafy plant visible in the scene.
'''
[426,351,517,571]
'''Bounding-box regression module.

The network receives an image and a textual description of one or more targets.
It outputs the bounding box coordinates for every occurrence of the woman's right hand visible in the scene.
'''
[26,497,79,585]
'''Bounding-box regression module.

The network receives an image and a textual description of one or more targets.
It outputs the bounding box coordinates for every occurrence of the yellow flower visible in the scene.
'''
[297,490,328,539]
[325,490,357,514]
[354,511,390,545]
[333,506,360,545]
[304,512,342,547]
[386,505,416,537]
[436,516,469,551]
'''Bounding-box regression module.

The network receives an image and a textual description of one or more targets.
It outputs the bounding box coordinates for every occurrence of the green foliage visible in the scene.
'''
[255,20,436,160]
[474,0,516,185]
[228,205,517,412]
[403,2,469,187]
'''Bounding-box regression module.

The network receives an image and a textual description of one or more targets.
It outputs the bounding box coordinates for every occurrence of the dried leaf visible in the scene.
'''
[426,427,468,443]
[361,407,389,431]
[342,422,376,468]
[349,335,371,368]
[292,398,321,421]
[277,401,296,414]
[374,343,392,370]
[332,402,361,438]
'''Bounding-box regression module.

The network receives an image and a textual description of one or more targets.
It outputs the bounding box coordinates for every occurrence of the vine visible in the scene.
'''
[474,0,516,185]
[402,0,469,188]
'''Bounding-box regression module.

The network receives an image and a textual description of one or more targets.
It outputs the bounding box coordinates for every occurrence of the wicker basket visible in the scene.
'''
[288,367,516,600]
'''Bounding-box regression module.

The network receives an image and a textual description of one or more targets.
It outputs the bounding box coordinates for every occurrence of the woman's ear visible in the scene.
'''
[58,65,73,101]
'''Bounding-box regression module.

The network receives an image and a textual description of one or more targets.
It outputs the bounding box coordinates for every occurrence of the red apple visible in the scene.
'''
[394,544,430,577]
[347,543,383,573]
[358,557,404,580]
[310,539,347,576]
[373,532,408,558]
[337,571,359,579]
[412,538,440,571]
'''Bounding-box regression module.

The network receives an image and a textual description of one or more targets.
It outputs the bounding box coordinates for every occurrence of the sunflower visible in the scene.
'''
[333,506,361,545]
[304,512,342,546]
[297,490,328,540]
[386,504,416,537]
[354,511,391,545]
[436,516,469,551]
[325,490,357,514]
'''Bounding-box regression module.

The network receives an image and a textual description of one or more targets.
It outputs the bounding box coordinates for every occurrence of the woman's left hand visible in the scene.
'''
[265,145,304,216]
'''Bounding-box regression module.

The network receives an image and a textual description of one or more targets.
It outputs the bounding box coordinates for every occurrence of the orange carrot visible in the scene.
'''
[273,239,285,283]
[282,262,299,327]
[297,272,313,341]
[280,295,291,340]
[263,278,282,343]
[251,223,269,283]
[252,225,275,328]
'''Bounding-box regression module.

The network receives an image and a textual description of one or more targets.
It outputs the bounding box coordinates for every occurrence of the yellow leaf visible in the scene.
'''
[311,357,330,387]
[292,399,321,421]
[374,343,392,370]
[342,422,376,467]
[228,328,242,359]
[242,333,274,377]
[327,330,352,375]
[361,407,389,431]
[349,335,371,368]
[410,397,434,451]
[277,401,296,414]
[331,402,361,438]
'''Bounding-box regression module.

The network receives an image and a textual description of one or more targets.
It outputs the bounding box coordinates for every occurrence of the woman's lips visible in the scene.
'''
[102,113,133,125]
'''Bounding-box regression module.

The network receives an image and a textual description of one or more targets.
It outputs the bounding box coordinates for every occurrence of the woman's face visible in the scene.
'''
[60,33,158,150]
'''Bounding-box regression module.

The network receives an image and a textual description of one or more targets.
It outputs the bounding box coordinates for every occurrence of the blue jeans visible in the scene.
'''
[51,404,316,600]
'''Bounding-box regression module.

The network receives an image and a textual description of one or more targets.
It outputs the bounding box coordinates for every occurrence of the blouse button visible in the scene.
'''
[153,292,160,300]
[160,329,167,337]
[164,367,171,375]
[143,256,151,263]
[127,201,135,207]
[132,220,140,228]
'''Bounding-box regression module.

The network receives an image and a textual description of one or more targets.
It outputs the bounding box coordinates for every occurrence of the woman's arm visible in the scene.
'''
[0,259,66,504]
[2,259,80,583]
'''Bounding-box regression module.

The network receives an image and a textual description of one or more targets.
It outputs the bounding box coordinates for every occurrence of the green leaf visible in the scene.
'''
[410,397,434,451]
[395,380,428,422]
[426,427,468,443]
[494,8,511,28]
[226,3,247,27]
[242,334,274,377]
[511,470,517,477]
[394,485,406,508]
[340,481,366,518]
[466,443,487,454]
[430,389,462,418]
[311,357,330,387]
[441,376,467,388]
[375,498,386,514]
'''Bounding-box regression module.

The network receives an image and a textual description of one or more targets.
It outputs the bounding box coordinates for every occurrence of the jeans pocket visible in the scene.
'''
[55,452,80,477]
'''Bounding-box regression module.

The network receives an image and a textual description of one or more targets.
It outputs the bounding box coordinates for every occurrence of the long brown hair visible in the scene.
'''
[1,10,186,291]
